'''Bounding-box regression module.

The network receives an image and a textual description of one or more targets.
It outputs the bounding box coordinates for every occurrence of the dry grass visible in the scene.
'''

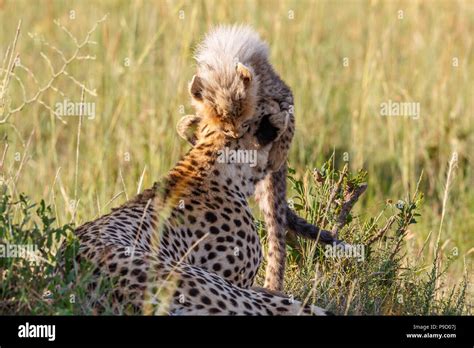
[0,0,472,313]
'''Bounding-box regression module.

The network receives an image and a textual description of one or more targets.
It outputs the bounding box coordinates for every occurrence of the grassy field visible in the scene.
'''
[0,0,472,314]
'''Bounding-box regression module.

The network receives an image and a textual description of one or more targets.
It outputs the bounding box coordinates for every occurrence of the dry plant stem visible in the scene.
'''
[1,21,21,95]
[323,164,348,225]
[433,153,458,296]
[73,87,85,221]
[0,16,107,124]
[331,183,368,239]
[0,142,9,172]
[367,216,396,246]
[389,236,404,262]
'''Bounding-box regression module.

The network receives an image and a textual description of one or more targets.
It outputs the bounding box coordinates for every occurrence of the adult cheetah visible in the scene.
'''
[68,112,330,315]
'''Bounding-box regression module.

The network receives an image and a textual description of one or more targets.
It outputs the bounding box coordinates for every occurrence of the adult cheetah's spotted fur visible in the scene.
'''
[68,115,330,315]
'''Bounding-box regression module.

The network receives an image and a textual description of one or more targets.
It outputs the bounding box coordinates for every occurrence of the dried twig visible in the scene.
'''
[0,15,107,124]
[331,182,368,239]
[323,164,348,225]
[366,216,396,246]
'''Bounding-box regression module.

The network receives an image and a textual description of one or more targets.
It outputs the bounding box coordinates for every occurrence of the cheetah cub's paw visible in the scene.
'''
[176,114,201,145]
[260,98,281,115]
[268,110,290,142]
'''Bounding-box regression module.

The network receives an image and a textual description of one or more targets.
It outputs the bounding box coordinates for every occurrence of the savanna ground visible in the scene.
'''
[0,0,472,315]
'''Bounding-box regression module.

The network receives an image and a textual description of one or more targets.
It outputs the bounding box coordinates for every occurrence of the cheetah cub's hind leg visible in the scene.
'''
[98,245,330,316]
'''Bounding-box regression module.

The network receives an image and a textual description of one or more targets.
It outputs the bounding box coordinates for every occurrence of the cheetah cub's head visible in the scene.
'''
[177,112,288,150]
[188,62,259,139]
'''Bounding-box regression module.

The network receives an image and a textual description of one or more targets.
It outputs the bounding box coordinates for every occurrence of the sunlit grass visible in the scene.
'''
[0,0,472,312]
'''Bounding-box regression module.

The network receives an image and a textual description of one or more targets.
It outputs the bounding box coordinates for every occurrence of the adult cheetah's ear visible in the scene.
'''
[236,62,252,87]
[189,75,204,100]
[176,114,201,146]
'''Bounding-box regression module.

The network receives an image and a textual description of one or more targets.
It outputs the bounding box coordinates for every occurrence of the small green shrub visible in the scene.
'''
[0,188,116,314]
[257,159,470,315]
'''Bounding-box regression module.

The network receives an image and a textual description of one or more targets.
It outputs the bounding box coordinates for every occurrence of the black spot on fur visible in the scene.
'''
[201,296,212,305]
[205,212,218,223]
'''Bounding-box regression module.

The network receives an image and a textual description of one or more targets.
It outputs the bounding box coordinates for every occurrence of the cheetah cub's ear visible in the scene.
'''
[236,62,253,87]
[189,75,204,100]
[176,114,201,145]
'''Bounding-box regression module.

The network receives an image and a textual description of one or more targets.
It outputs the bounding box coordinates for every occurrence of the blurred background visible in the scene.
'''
[0,0,472,291]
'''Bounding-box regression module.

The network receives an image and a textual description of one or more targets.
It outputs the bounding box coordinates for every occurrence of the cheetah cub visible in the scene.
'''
[180,25,338,292]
